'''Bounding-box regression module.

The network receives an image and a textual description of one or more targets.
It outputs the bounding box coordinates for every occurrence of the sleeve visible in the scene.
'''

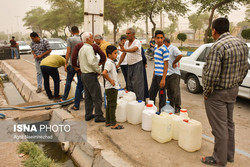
[66,38,71,48]
[104,61,112,72]
[72,43,81,67]
[202,48,222,97]
[93,44,106,64]
[174,46,182,57]
[163,47,169,61]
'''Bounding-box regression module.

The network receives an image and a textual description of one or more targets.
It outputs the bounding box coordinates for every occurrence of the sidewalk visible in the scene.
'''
[1,59,250,167]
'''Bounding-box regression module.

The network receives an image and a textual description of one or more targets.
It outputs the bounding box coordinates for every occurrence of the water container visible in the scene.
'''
[172,109,190,140]
[116,99,127,122]
[178,119,202,152]
[151,112,173,143]
[145,100,157,111]
[161,101,175,114]
[142,104,156,131]
[117,89,126,99]
[59,80,66,96]
[127,100,145,125]
[122,91,136,102]
[59,80,77,99]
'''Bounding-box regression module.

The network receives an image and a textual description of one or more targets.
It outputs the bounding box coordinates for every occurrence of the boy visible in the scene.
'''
[102,45,124,129]
[149,30,169,111]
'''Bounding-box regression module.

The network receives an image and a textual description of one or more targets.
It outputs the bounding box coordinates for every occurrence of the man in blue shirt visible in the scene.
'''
[149,30,169,111]
[164,38,183,113]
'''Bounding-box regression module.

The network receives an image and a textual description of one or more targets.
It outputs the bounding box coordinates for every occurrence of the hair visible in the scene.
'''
[212,17,230,35]
[106,45,117,57]
[71,26,79,34]
[30,32,39,37]
[127,28,135,34]
[81,32,92,42]
[155,30,165,37]
[12,36,15,39]
[163,37,171,43]
[94,34,103,40]
[120,34,127,40]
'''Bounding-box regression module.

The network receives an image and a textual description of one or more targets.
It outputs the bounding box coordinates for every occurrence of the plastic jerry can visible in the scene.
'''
[127,100,145,125]
[172,109,190,140]
[116,99,127,122]
[145,100,157,111]
[142,104,156,131]
[151,112,173,143]
[178,119,202,152]
[122,91,136,102]
[161,101,175,114]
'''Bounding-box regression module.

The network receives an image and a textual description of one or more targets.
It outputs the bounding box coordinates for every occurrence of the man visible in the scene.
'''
[201,18,248,167]
[61,26,81,101]
[30,32,51,93]
[40,55,65,100]
[117,28,144,100]
[149,30,169,111]
[78,32,105,122]
[94,34,111,57]
[118,35,128,89]
[71,35,106,111]
[10,36,19,59]
[164,38,182,113]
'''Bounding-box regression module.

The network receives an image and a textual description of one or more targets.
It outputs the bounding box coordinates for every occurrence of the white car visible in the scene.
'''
[180,43,250,99]
[48,40,67,57]
[17,41,31,54]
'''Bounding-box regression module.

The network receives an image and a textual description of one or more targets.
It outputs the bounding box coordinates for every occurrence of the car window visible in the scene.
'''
[196,47,210,62]
[49,43,66,50]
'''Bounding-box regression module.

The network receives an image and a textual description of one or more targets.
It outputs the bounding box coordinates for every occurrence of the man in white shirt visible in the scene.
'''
[117,28,144,100]
[78,32,105,122]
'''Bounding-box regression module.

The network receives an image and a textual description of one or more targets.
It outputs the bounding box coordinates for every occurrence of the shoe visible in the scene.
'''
[228,159,234,163]
[48,96,54,100]
[71,106,79,111]
[201,156,225,167]
[53,95,62,100]
[95,117,105,123]
[85,115,95,121]
[111,124,124,130]
[36,88,42,93]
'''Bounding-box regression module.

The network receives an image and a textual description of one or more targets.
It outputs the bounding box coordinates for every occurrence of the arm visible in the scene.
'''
[117,52,126,68]
[160,61,168,88]
[32,50,37,59]
[172,54,182,68]
[102,70,115,86]
[36,49,51,59]
[92,44,106,65]
[72,43,82,73]
[64,47,71,72]
[120,45,139,53]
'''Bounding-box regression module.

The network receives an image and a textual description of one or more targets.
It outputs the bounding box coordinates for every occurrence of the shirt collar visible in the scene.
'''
[216,32,230,42]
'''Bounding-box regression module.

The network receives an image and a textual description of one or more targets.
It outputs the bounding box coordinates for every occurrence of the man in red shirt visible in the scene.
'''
[10,36,19,59]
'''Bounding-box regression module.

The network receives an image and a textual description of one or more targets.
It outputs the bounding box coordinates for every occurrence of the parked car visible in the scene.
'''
[17,41,31,54]
[180,43,250,99]
[48,40,67,57]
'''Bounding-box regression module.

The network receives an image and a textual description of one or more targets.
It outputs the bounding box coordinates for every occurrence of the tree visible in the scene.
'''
[192,0,249,43]
[188,13,209,41]
[164,15,178,41]
[241,29,250,41]
[177,33,187,48]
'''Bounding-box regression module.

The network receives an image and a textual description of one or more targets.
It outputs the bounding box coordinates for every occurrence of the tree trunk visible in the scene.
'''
[149,0,157,37]
[113,23,117,44]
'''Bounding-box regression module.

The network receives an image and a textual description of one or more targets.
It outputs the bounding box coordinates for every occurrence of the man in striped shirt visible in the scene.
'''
[201,18,248,167]
[149,30,169,111]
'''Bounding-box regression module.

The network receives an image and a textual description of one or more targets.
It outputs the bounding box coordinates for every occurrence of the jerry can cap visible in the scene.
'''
[183,119,189,123]
[180,109,187,112]
[146,104,153,107]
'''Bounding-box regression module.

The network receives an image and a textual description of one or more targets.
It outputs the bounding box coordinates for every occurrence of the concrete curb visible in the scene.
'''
[0,60,132,167]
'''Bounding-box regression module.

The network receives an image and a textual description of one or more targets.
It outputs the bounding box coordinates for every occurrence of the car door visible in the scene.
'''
[238,59,250,99]
[194,47,211,86]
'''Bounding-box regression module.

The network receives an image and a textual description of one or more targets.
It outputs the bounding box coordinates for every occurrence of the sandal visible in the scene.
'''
[105,124,111,127]
[70,106,79,111]
[201,156,224,167]
[111,124,124,130]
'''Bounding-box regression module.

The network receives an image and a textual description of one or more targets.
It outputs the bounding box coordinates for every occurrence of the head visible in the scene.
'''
[71,26,79,35]
[30,32,40,42]
[12,36,15,39]
[81,32,93,45]
[155,30,165,46]
[212,17,230,40]
[120,34,127,45]
[163,37,171,47]
[126,28,135,41]
[106,45,118,60]
[94,34,103,45]
[151,37,155,41]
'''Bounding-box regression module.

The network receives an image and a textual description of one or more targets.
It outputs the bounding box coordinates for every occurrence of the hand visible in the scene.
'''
[172,63,177,68]
[110,80,115,86]
[204,96,208,100]
[33,54,37,59]
[145,64,148,68]
[119,44,125,52]
[36,55,42,59]
[116,64,120,69]
[64,64,68,72]
[159,79,165,88]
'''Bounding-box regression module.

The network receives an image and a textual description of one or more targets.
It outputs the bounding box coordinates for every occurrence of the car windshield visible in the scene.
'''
[49,42,66,50]
[18,42,28,46]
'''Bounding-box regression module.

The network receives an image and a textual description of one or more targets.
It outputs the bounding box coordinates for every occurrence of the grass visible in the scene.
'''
[18,142,61,167]
[179,47,197,52]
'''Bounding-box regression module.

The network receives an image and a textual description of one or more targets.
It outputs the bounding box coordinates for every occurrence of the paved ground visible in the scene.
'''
[0,54,250,167]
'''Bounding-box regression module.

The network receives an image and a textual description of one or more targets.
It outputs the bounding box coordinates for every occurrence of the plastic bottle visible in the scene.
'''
[127,100,145,125]
[172,109,190,140]
[161,101,175,114]
[142,104,156,131]
[178,119,202,152]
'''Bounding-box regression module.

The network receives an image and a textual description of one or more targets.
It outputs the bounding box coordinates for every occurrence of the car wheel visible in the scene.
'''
[186,75,202,94]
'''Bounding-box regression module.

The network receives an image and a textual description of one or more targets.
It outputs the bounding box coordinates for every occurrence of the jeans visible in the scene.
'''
[11,47,19,59]
[40,66,60,98]
[35,59,43,89]
[62,65,77,100]
[74,73,84,108]
[166,74,181,112]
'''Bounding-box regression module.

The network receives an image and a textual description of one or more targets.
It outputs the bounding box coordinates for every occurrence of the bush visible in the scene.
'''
[241,29,250,41]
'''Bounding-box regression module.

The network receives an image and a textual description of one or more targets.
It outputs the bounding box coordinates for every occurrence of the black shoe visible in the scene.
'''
[48,96,54,100]
[36,88,42,93]
[95,117,105,123]
[85,115,95,121]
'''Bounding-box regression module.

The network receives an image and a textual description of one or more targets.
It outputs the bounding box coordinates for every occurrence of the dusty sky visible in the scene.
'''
[0,0,247,34]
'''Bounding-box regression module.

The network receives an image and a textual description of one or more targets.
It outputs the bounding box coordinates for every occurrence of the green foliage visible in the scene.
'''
[241,29,250,40]
[18,142,60,167]
[177,33,187,48]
